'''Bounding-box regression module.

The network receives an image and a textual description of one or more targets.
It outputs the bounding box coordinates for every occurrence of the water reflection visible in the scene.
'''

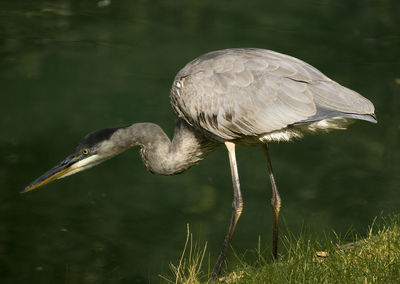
[1,0,399,282]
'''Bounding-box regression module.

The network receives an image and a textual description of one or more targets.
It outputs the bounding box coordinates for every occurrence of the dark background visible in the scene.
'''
[1,0,399,283]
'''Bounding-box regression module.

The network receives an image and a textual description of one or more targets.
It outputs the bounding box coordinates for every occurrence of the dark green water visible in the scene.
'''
[1,1,399,283]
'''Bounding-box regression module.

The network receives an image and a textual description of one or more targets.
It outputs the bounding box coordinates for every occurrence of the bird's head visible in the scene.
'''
[23,127,123,193]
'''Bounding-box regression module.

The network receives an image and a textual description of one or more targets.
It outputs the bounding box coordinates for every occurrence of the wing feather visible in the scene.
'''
[170,48,374,140]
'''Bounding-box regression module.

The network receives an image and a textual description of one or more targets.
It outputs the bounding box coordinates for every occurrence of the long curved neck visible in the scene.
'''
[111,119,218,175]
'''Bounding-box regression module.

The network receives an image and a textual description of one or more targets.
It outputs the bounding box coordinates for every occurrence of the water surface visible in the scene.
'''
[1,1,399,283]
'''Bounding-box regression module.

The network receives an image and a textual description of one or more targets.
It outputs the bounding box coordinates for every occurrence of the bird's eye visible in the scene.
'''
[81,148,89,155]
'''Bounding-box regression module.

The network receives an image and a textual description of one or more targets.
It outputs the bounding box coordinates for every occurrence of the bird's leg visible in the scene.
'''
[211,142,243,281]
[263,144,281,260]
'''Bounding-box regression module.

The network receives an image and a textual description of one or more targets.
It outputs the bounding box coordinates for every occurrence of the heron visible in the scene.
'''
[23,48,376,280]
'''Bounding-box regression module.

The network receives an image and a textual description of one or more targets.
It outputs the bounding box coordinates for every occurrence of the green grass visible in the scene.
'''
[160,216,400,283]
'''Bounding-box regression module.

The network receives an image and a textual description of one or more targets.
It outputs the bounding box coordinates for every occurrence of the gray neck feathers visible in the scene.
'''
[111,119,218,175]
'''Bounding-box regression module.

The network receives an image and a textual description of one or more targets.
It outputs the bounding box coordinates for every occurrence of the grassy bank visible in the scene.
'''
[161,216,400,283]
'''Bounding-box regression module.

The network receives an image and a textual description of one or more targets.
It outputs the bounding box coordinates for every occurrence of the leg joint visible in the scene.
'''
[271,194,281,212]
[232,198,243,216]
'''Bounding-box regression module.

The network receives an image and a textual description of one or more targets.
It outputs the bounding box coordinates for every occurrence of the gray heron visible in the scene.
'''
[23,48,376,280]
